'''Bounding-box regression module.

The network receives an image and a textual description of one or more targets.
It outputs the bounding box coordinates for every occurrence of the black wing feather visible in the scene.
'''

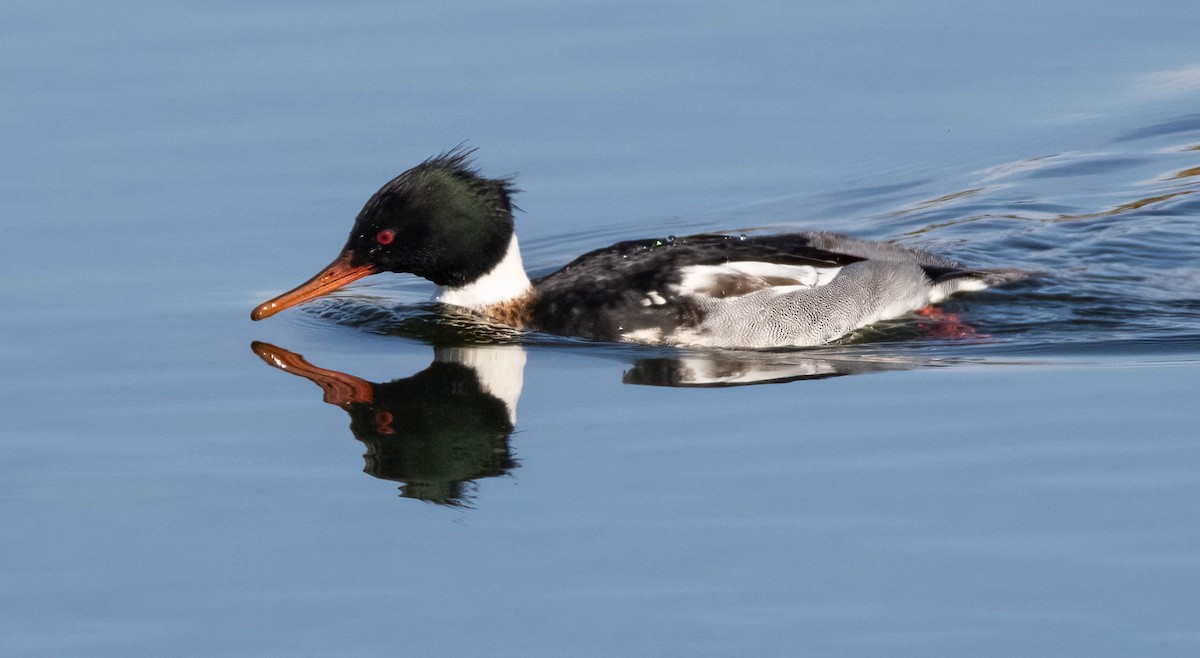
[528,233,864,341]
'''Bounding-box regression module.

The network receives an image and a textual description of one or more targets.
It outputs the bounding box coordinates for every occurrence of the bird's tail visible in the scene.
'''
[923,266,1030,303]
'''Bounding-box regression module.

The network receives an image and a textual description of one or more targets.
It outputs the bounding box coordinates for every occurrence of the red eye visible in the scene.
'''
[376,229,395,245]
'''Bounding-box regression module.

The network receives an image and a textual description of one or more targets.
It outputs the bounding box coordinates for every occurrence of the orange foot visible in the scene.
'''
[915,307,985,340]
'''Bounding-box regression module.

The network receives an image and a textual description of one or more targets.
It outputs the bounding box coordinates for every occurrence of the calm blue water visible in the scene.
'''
[3,1,1200,655]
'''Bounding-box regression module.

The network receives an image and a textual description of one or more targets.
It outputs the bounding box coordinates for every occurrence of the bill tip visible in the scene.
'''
[251,303,275,321]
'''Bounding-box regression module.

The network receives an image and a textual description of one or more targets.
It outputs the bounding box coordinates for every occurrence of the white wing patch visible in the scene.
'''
[639,290,668,307]
[622,327,663,343]
[673,261,841,299]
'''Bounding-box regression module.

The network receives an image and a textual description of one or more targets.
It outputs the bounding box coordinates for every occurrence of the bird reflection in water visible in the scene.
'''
[622,350,930,386]
[252,338,934,505]
[252,342,523,507]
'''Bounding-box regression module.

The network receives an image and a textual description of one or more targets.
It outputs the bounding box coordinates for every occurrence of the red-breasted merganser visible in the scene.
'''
[252,150,1022,347]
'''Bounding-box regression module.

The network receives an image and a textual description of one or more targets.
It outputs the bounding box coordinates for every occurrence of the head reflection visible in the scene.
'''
[252,342,523,507]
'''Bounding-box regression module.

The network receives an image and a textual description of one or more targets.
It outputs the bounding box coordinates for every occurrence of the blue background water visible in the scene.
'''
[3,1,1199,655]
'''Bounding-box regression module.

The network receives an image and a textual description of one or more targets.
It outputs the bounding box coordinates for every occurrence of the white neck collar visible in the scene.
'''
[434,235,532,310]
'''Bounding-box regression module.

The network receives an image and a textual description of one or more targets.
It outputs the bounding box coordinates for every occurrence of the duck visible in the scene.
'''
[251,149,1022,348]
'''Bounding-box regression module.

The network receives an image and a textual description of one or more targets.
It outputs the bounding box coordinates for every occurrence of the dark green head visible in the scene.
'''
[252,149,518,321]
[345,149,517,287]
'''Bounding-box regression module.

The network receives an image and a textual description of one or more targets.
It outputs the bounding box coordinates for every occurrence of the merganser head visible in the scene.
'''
[252,149,517,320]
